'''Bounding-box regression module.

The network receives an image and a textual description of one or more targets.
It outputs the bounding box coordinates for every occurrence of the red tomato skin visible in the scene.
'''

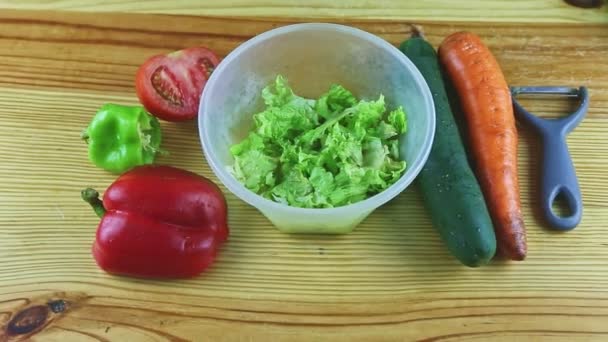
[135,47,220,122]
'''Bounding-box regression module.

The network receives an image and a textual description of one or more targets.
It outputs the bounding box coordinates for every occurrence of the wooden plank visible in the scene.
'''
[0,10,607,341]
[0,0,606,23]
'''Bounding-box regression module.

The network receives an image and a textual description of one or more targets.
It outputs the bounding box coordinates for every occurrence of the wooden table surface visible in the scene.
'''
[1,2,607,341]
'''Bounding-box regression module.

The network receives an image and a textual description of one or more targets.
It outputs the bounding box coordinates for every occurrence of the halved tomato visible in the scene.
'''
[135,47,220,122]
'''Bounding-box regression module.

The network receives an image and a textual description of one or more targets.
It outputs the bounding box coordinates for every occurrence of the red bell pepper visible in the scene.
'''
[82,165,229,278]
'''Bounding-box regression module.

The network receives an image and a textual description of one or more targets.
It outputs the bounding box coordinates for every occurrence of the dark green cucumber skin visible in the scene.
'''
[399,37,497,267]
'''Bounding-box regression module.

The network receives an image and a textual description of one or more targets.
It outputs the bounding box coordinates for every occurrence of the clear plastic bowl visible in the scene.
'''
[199,23,435,234]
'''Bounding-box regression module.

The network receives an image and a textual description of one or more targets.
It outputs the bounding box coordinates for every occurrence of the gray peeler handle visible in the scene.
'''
[538,126,583,230]
[511,86,589,230]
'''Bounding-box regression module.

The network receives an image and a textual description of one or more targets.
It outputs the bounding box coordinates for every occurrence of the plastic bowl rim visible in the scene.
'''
[198,22,436,216]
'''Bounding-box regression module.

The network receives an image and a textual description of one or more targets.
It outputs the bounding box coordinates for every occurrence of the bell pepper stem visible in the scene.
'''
[80,130,89,144]
[81,188,106,218]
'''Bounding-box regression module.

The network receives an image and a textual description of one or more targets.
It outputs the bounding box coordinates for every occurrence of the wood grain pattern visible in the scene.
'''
[0,0,607,23]
[0,10,607,341]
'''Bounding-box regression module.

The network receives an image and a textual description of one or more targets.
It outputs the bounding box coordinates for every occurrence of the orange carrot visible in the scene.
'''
[438,31,527,260]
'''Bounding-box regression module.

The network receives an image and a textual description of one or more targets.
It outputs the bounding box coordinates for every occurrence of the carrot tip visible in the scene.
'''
[495,245,527,261]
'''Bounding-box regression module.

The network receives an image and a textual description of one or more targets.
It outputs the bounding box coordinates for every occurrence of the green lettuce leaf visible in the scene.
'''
[230,132,264,156]
[232,149,278,193]
[348,95,386,129]
[262,74,294,108]
[271,168,314,207]
[308,166,335,207]
[388,107,407,134]
[230,75,409,209]
[363,137,388,169]
[315,84,357,120]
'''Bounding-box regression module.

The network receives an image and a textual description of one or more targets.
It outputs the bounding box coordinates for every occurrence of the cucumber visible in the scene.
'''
[399,34,497,267]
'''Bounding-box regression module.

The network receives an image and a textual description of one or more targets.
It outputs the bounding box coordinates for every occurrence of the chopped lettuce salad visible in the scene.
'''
[229,75,407,208]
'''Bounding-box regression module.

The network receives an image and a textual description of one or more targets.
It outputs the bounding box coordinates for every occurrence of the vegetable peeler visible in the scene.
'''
[510,86,589,231]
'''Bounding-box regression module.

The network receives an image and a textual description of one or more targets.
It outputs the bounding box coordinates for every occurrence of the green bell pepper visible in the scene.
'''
[82,103,163,174]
